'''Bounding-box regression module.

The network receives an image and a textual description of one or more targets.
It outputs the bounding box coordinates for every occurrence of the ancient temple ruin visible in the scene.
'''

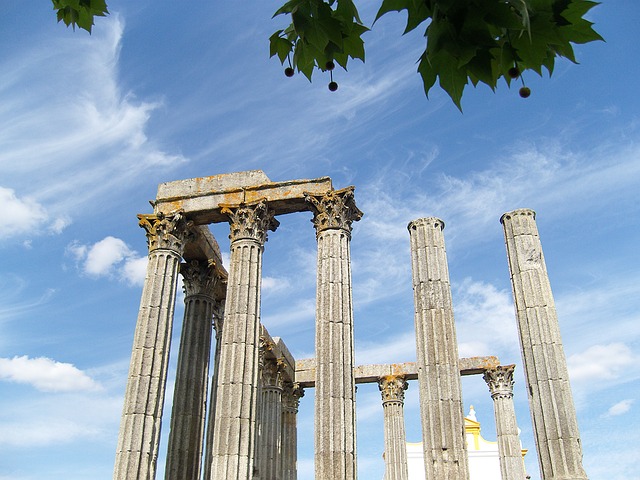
[113,171,587,480]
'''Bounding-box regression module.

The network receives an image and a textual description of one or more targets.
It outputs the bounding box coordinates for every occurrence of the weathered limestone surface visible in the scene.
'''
[483,365,528,480]
[113,212,190,480]
[294,357,500,387]
[257,357,285,480]
[501,209,588,480]
[379,375,410,480]
[306,187,363,480]
[281,383,304,480]
[208,200,279,480]
[408,217,469,480]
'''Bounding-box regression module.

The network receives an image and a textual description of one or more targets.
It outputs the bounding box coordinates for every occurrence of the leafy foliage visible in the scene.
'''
[52,0,108,33]
[271,0,603,109]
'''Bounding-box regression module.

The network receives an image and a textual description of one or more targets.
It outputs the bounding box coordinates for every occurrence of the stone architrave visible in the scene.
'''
[281,383,304,480]
[378,375,410,480]
[113,211,191,480]
[257,358,285,480]
[202,304,224,480]
[164,260,217,480]
[483,365,527,480]
[208,200,279,480]
[407,217,470,480]
[501,209,587,480]
[305,187,363,480]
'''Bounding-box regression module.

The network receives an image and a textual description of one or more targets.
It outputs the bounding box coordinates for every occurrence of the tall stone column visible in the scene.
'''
[202,305,224,480]
[257,358,285,480]
[164,260,217,480]
[407,217,469,480]
[208,200,279,480]
[281,383,304,480]
[305,187,362,480]
[378,375,410,480]
[483,365,527,480]
[113,211,190,480]
[501,209,587,480]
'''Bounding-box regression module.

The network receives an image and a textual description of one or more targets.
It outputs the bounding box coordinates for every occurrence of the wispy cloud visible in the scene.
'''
[568,343,638,387]
[604,399,634,417]
[0,355,102,392]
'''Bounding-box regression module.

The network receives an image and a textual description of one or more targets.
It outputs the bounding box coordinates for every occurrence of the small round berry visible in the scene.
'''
[508,66,520,79]
[325,60,335,71]
[519,86,531,98]
[328,81,338,91]
[284,67,295,77]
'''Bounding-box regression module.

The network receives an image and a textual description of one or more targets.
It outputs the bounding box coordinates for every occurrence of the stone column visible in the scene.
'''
[501,209,587,480]
[407,217,469,480]
[113,211,190,480]
[202,305,224,480]
[164,260,217,480]
[257,358,285,480]
[208,200,279,480]
[281,383,304,480]
[378,375,410,480]
[305,187,362,480]
[483,365,527,480]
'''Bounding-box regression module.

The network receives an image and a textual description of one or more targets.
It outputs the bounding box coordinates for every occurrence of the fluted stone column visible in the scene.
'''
[208,200,279,480]
[257,358,285,480]
[164,260,217,480]
[306,187,362,480]
[483,365,527,480]
[113,211,190,480]
[202,306,224,480]
[501,209,587,480]
[282,383,304,480]
[408,217,469,480]
[378,375,409,480]
[253,335,270,480]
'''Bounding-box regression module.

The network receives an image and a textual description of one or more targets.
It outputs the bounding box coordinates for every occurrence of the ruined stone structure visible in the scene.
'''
[113,171,587,480]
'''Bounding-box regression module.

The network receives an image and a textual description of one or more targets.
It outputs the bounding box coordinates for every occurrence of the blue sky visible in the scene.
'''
[0,1,638,479]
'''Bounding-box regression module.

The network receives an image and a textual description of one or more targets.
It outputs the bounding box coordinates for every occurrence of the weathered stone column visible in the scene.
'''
[501,209,587,480]
[281,383,304,480]
[202,305,224,480]
[257,358,285,480]
[407,217,469,480]
[113,211,190,480]
[378,375,410,480]
[164,260,217,480]
[483,365,527,480]
[208,200,279,480]
[253,335,269,480]
[306,187,362,480]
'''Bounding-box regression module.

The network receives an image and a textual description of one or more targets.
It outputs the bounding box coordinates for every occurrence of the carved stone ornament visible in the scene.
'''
[262,358,285,390]
[180,260,218,298]
[378,375,408,404]
[137,210,192,253]
[282,382,305,413]
[483,365,516,399]
[304,187,363,237]
[220,200,279,244]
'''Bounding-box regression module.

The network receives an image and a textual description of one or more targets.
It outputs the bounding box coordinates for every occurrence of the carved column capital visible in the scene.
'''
[138,210,192,253]
[282,382,305,413]
[378,375,408,405]
[180,260,218,299]
[305,187,363,238]
[220,200,279,244]
[262,358,285,390]
[483,364,516,399]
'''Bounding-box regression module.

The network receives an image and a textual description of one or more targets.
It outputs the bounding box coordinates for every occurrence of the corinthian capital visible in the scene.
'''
[378,375,408,404]
[137,211,192,253]
[304,187,363,237]
[282,382,305,413]
[262,358,285,389]
[220,200,279,244]
[483,364,516,399]
[180,260,218,298]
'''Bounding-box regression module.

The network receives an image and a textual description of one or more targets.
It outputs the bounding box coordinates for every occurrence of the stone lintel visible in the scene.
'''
[294,356,500,388]
[154,171,333,225]
[260,326,295,383]
[182,225,228,303]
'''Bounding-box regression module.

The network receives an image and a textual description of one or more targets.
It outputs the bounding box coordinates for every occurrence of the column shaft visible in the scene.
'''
[202,310,224,480]
[306,187,362,480]
[501,209,587,480]
[208,201,278,480]
[484,365,527,480]
[113,212,189,480]
[379,376,409,480]
[408,217,469,480]
[257,359,284,480]
[282,383,304,480]
[164,261,217,480]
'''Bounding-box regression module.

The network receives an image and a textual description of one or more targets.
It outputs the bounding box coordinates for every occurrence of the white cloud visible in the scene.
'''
[262,275,291,294]
[0,356,101,392]
[567,343,637,384]
[0,419,101,447]
[605,399,634,417]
